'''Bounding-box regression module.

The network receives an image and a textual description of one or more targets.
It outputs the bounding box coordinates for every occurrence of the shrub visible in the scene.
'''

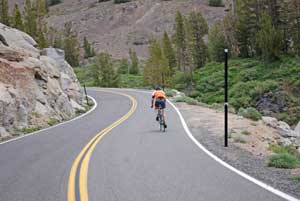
[241,130,251,135]
[48,118,60,126]
[268,153,299,169]
[238,107,262,121]
[165,89,176,97]
[233,136,247,143]
[186,90,200,98]
[174,96,198,105]
[269,144,299,156]
[208,0,224,7]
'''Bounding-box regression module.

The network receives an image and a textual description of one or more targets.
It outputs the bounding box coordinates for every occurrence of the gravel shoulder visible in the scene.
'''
[173,101,300,199]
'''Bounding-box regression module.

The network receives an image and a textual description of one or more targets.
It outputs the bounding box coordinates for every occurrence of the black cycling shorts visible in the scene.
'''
[155,99,166,109]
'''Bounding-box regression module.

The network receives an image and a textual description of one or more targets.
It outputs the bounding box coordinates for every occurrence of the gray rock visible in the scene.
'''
[295,121,300,137]
[256,91,288,116]
[17,104,28,129]
[277,121,298,137]
[262,116,278,128]
[278,138,292,146]
[0,23,39,57]
[0,127,10,138]
[290,138,300,149]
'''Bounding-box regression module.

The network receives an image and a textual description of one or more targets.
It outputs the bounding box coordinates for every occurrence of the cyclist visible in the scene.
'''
[151,86,167,129]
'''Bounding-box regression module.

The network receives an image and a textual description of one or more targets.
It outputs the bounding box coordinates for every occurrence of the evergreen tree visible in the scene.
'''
[37,23,48,48]
[129,48,139,74]
[186,11,209,70]
[174,11,188,72]
[24,0,38,38]
[0,0,10,26]
[256,12,283,61]
[162,32,176,75]
[96,53,119,87]
[289,0,300,56]
[36,0,47,20]
[234,0,259,57]
[278,0,290,53]
[83,37,95,58]
[144,39,170,87]
[208,22,228,62]
[117,58,129,74]
[13,4,24,31]
[63,23,80,67]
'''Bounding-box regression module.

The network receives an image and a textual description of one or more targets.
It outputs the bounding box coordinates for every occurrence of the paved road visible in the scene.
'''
[0,89,290,201]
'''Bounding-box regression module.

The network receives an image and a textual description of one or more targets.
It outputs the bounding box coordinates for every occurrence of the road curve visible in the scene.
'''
[0,89,291,201]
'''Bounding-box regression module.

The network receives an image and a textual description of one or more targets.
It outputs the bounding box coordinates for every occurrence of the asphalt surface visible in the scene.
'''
[0,89,288,201]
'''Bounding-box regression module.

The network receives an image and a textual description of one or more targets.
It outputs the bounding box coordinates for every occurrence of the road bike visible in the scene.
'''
[157,106,166,132]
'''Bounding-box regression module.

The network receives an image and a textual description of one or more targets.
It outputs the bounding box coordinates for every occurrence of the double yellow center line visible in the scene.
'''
[68,91,137,201]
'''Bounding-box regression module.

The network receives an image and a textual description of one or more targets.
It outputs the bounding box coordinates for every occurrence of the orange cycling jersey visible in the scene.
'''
[152,90,166,99]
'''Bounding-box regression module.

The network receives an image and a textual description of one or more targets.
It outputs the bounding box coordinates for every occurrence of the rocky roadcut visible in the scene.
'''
[0,23,84,140]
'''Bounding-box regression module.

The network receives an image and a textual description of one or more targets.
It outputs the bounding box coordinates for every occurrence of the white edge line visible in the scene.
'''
[121,88,299,201]
[0,96,98,146]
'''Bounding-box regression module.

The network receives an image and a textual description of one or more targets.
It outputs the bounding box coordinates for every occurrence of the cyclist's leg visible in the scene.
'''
[154,100,160,121]
[161,99,167,128]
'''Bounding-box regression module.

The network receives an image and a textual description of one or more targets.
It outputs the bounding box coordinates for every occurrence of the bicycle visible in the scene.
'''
[157,106,166,132]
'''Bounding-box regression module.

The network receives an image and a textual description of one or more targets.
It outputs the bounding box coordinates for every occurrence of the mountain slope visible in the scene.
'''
[10,0,227,59]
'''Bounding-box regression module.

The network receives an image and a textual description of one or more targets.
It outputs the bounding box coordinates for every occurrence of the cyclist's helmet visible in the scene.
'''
[155,86,161,90]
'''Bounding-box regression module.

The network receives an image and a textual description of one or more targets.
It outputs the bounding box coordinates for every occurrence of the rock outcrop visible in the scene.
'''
[0,23,83,139]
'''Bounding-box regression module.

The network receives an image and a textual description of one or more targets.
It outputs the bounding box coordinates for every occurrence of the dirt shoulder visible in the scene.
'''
[173,101,300,199]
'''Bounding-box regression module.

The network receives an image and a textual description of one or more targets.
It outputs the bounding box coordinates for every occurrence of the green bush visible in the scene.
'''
[208,0,224,7]
[174,96,198,105]
[269,144,299,156]
[165,89,176,97]
[233,136,247,143]
[241,130,251,135]
[48,118,60,126]
[268,153,300,169]
[186,90,200,98]
[238,107,262,121]
[171,71,189,90]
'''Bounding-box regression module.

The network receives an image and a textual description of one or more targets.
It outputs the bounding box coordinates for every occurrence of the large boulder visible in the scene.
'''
[277,121,298,138]
[0,23,83,137]
[262,116,278,128]
[262,116,300,138]
[0,24,39,57]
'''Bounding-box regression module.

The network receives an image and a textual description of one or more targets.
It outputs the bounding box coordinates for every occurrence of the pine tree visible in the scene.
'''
[96,53,119,87]
[83,37,95,58]
[208,22,228,62]
[289,0,300,56]
[13,4,24,31]
[144,39,170,87]
[117,58,129,74]
[186,11,209,70]
[129,48,139,74]
[234,0,259,57]
[36,0,47,20]
[37,23,48,48]
[174,11,188,72]
[256,12,283,61]
[0,0,10,26]
[278,0,290,53]
[162,32,176,75]
[63,23,80,67]
[24,0,38,38]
